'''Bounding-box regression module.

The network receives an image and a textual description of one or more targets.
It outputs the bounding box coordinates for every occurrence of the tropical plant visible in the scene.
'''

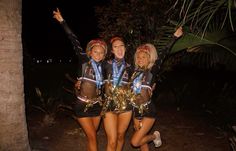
[95,0,236,69]
[170,0,236,35]
[166,0,236,70]
[230,125,236,151]
[33,87,73,126]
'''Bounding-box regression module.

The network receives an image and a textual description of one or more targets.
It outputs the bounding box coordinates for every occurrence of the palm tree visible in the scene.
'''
[165,0,236,70]
[0,0,31,150]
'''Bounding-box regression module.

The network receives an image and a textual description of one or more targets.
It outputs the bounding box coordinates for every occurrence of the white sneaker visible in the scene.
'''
[153,131,162,147]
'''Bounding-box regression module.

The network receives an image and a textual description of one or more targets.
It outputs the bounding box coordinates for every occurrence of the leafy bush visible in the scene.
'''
[32,87,73,126]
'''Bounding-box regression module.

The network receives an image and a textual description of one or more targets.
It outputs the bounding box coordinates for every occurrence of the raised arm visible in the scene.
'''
[157,27,183,61]
[152,27,183,80]
[53,8,84,56]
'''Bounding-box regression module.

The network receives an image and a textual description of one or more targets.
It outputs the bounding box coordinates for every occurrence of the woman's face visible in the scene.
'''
[136,51,150,68]
[89,45,105,62]
[111,40,126,60]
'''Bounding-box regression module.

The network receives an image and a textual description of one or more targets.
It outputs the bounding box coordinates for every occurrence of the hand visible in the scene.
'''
[148,83,156,97]
[75,80,81,90]
[105,82,112,96]
[53,8,64,23]
[173,26,183,38]
[151,83,156,92]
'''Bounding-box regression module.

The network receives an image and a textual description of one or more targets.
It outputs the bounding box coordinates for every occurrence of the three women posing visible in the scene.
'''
[53,8,183,151]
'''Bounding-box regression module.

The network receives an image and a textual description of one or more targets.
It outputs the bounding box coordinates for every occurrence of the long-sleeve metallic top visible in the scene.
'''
[59,21,105,101]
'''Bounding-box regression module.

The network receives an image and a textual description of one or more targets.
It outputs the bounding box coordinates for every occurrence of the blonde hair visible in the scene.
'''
[86,39,107,57]
[134,43,158,69]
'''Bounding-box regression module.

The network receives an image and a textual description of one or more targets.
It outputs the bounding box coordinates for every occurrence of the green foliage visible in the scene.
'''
[95,0,236,58]
[158,0,236,72]
[33,87,73,126]
[171,31,236,55]
[172,0,236,33]
[169,0,236,55]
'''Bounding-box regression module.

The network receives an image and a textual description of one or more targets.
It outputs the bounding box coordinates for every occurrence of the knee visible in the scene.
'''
[130,137,140,147]
[108,140,117,149]
[86,133,97,142]
[108,139,117,149]
[117,132,125,142]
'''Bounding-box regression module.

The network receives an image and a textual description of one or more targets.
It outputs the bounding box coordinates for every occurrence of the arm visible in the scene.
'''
[53,8,84,56]
[152,27,183,81]
[156,27,183,69]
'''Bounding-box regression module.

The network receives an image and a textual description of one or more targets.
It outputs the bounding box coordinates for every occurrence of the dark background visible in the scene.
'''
[22,0,108,59]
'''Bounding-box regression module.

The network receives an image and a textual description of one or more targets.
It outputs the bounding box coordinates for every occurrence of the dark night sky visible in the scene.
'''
[22,0,107,58]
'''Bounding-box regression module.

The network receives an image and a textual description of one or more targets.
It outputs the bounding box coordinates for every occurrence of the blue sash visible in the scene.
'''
[91,59,103,89]
[112,59,125,87]
[133,72,143,94]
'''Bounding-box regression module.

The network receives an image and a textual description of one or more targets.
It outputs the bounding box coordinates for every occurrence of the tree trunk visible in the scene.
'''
[0,0,31,150]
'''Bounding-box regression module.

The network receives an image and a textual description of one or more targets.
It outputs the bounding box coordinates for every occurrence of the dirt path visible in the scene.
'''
[28,105,231,151]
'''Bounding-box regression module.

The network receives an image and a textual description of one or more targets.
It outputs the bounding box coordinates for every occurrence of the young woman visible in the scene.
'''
[53,8,107,151]
[102,36,133,151]
[130,27,183,151]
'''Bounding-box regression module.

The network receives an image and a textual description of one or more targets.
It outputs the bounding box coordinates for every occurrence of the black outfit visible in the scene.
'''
[133,37,178,119]
[131,69,158,118]
[60,21,104,117]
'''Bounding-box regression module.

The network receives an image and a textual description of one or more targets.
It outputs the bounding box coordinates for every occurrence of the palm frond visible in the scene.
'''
[171,31,236,56]
[228,0,235,31]
[173,0,236,35]
[166,44,236,71]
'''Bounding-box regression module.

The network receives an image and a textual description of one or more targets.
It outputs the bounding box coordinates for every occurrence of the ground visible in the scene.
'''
[28,104,231,151]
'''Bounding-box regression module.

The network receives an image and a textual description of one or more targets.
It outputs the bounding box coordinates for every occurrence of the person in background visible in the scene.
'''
[130,27,183,151]
[53,8,107,151]
[102,36,133,151]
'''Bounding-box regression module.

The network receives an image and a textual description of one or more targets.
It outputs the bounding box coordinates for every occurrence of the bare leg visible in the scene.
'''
[116,111,132,151]
[131,117,156,150]
[103,112,118,151]
[92,116,101,131]
[78,116,101,151]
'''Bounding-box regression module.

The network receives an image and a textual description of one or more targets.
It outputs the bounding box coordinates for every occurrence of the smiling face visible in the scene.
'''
[135,43,158,69]
[111,39,126,60]
[89,45,106,62]
[135,51,150,69]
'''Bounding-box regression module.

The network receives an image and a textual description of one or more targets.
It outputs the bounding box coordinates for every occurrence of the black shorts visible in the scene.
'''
[74,100,102,118]
[133,101,157,119]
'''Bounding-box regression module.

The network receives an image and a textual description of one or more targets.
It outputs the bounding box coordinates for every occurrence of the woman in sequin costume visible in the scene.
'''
[53,8,107,151]
[102,36,133,151]
[130,27,183,151]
